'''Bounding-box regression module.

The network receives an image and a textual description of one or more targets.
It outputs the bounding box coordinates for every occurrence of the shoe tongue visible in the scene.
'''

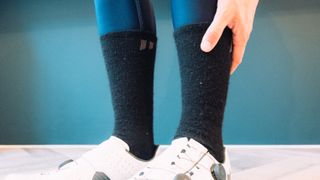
[107,136,130,151]
[171,137,189,145]
[188,138,208,152]
[172,137,208,153]
[82,136,130,163]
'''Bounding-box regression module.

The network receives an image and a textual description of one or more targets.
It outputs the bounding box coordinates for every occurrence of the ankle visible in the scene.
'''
[113,134,156,160]
[129,143,157,161]
[207,145,225,163]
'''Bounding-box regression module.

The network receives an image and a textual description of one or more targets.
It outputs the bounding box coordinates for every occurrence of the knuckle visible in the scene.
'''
[216,8,231,17]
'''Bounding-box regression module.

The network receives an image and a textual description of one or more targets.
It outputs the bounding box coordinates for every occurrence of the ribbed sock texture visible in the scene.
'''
[100,31,157,160]
[174,24,233,163]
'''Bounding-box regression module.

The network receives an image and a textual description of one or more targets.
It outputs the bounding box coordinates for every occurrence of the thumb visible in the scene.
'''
[201,11,229,52]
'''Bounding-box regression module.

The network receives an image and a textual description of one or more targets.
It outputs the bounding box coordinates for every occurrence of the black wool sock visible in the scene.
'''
[174,24,233,163]
[100,31,157,160]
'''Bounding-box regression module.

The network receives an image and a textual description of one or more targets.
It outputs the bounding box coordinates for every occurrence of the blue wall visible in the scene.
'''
[0,0,319,144]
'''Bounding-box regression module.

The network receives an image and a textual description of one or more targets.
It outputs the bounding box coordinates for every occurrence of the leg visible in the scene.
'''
[172,0,232,163]
[171,0,218,30]
[95,0,156,35]
[5,1,159,180]
[94,0,157,159]
[130,1,233,179]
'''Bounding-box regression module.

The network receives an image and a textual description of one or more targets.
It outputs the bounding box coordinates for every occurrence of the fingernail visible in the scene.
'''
[201,40,212,52]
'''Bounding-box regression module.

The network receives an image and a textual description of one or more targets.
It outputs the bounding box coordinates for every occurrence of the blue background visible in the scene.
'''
[0,0,319,144]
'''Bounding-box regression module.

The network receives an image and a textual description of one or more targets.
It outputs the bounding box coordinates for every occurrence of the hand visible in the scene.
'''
[201,0,259,74]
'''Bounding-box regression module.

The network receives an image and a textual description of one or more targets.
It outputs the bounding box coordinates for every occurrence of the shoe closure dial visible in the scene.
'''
[211,163,227,180]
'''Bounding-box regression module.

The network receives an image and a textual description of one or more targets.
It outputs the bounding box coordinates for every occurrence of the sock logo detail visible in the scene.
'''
[149,41,154,50]
[139,40,154,50]
[139,39,147,50]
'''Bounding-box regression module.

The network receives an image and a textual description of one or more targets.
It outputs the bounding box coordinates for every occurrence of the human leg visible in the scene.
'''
[130,0,233,179]
[172,0,232,163]
[95,0,157,160]
[5,1,158,180]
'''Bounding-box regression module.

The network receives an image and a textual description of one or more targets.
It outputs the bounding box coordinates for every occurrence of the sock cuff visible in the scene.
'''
[173,23,232,51]
[174,23,211,36]
[100,31,157,51]
[173,23,231,35]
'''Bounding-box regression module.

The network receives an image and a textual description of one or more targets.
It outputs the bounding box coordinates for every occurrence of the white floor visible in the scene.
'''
[0,145,319,180]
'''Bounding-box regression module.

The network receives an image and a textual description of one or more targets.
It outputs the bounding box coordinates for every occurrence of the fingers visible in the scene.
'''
[201,11,230,52]
[230,22,252,74]
[230,37,246,74]
[200,0,257,74]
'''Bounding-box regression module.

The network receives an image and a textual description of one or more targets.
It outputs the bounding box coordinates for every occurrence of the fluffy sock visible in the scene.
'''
[174,23,233,163]
[100,31,157,160]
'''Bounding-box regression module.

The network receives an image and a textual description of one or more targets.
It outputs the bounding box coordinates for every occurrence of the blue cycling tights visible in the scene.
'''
[94,0,218,36]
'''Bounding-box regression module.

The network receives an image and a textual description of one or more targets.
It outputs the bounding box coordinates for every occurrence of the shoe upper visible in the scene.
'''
[5,136,150,180]
[130,138,231,180]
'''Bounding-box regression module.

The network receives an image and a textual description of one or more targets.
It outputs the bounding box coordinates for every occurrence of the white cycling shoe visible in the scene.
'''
[129,137,231,180]
[5,136,156,180]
